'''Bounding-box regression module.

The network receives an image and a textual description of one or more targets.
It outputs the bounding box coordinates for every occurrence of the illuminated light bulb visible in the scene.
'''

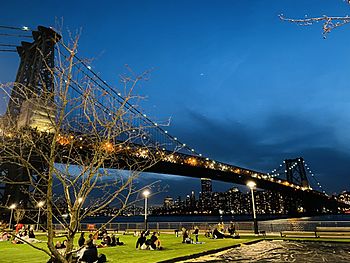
[165,131,168,133]
[87,66,92,70]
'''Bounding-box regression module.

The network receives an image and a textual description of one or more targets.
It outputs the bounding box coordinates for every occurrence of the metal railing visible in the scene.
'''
[49,220,350,233]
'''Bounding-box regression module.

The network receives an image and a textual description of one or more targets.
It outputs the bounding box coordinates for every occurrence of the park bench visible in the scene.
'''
[280,231,317,238]
[315,227,350,238]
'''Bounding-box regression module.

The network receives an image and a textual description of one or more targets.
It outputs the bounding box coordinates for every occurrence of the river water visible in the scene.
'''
[81,214,350,224]
[188,240,350,262]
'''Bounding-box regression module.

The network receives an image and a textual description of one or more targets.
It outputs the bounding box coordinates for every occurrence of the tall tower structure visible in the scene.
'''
[285,157,309,187]
[201,178,212,210]
[1,26,61,208]
[6,26,60,124]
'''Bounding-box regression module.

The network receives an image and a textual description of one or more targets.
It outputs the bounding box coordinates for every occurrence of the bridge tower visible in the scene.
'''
[285,157,309,188]
[283,157,328,215]
[1,26,61,209]
[6,26,60,123]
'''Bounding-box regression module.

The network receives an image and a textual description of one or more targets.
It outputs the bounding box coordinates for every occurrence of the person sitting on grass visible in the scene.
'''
[100,233,111,247]
[181,228,189,243]
[79,239,98,263]
[136,231,146,249]
[0,232,10,241]
[11,234,24,244]
[212,228,232,239]
[78,232,85,247]
[116,237,124,246]
[28,229,35,239]
[110,234,124,246]
[149,232,162,250]
[98,227,107,240]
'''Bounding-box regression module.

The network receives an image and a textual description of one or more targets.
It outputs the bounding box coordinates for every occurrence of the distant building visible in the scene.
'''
[201,178,212,210]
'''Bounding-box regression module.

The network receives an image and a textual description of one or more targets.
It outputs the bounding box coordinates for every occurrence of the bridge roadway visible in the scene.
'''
[1,129,348,211]
[56,132,348,210]
[145,153,347,209]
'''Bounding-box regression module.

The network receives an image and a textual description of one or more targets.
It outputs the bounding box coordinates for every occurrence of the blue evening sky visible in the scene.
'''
[1,0,350,201]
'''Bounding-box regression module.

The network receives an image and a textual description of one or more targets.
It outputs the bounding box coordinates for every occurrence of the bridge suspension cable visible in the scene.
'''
[0,25,31,31]
[55,41,203,157]
[304,161,327,195]
[268,159,327,195]
[0,25,204,157]
[0,25,32,53]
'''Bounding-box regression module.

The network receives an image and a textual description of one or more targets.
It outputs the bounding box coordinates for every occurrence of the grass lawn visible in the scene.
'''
[0,234,260,263]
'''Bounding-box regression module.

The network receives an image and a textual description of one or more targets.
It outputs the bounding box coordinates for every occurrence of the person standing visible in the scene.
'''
[193,226,199,243]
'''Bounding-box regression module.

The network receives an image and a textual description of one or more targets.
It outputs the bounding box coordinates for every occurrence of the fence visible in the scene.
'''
[51,220,350,233]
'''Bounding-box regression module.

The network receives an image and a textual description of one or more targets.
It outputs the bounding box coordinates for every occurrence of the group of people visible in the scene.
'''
[180,226,200,244]
[75,233,107,263]
[205,222,239,239]
[11,225,41,244]
[135,231,162,250]
[178,222,238,243]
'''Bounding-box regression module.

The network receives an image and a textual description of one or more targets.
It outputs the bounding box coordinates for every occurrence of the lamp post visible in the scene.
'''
[143,190,150,230]
[36,201,45,231]
[247,181,258,234]
[219,209,224,223]
[9,204,16,230]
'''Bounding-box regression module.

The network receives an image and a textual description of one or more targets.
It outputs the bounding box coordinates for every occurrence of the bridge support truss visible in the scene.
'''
[1,26,60,215]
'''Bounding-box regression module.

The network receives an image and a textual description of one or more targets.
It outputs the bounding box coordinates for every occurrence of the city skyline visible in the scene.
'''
[1,0,350,198]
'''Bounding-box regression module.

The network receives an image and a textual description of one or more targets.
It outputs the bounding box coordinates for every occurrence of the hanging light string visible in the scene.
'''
[303,161,327,195]
[267,161,285,178]
[57,41,203,158]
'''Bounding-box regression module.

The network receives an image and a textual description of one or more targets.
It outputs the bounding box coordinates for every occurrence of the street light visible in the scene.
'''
[143,190,150,230]
[219,209,224,223]
[9,203,16,230]
[246,181,258,234]
[36,201,45,231]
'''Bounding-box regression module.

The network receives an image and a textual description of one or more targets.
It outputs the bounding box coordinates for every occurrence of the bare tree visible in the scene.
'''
[280,1,350,38]
[0,30,171,263]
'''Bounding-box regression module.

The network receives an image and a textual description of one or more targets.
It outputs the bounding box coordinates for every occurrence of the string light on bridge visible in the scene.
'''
[303,160,327,195]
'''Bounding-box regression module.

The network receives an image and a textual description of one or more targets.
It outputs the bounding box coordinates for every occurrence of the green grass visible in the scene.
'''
[0,234,258,263]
